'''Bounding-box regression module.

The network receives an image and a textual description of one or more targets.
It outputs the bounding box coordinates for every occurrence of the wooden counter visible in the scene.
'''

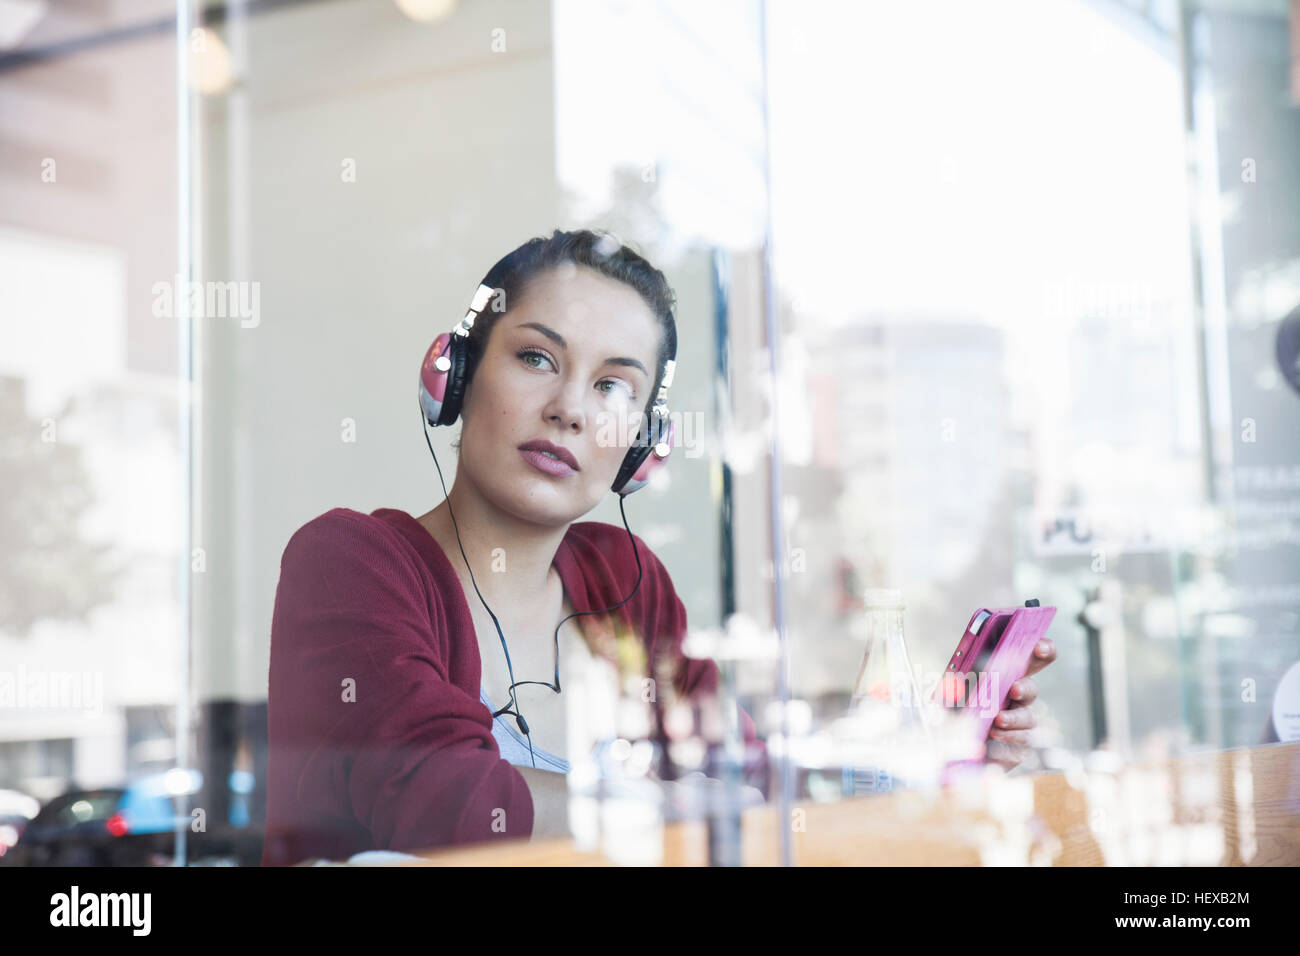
[393,741,1300,866]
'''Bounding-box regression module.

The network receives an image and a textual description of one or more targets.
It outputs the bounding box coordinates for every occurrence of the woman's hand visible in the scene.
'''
[984,638,1057,772]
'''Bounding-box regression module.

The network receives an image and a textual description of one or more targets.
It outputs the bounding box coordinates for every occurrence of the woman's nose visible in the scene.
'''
[547,384,585,431]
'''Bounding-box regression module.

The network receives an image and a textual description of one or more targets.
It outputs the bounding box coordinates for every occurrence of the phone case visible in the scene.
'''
[934,604,1056,773]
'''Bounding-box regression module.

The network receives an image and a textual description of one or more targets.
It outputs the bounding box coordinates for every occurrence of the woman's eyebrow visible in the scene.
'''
[516,321,648,376]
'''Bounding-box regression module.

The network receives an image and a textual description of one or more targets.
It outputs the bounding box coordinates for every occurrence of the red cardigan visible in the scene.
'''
[262,507,765,865]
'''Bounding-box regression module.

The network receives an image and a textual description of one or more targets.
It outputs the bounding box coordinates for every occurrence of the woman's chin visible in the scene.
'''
[499,484,594,526]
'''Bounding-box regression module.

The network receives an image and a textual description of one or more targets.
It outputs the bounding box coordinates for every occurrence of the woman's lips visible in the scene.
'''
[520,448,578,477]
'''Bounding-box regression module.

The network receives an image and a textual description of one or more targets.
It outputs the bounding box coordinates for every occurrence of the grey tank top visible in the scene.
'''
[481,685,570,774]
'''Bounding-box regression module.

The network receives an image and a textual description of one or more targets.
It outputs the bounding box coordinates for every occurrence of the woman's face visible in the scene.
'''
[457,264,662,527]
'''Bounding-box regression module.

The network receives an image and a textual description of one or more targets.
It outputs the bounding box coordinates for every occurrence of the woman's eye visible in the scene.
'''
[518,348,553,370]
[598,380,634,399]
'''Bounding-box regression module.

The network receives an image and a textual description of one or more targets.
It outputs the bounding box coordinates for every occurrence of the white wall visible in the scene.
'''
[192,0,563,700]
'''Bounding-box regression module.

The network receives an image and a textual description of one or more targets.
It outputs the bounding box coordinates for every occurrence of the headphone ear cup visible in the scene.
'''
[419,332,473,427]
[419,332,453,426]
[612,415,674,496]
[439,335,473,426]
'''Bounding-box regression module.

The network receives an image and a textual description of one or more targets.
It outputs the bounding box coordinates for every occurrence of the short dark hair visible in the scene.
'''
[464,228,677,420]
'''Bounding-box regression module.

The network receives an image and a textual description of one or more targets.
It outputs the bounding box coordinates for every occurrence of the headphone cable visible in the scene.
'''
[421,411,646,769]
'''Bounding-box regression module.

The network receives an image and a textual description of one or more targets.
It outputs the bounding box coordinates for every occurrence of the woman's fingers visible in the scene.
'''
[980,643,1053,771]
[993,698,1036,732]
[988,723,1033,745]
[1023,638,1057,678]
[986,698,1036,770]
[1008,676,1038,707]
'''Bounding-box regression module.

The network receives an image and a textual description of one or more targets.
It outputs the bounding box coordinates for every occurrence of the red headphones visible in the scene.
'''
[419,271,677,496]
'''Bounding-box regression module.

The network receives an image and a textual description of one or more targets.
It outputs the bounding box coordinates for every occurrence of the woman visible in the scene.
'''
[261,229,1054,866]
[262,229,765,866]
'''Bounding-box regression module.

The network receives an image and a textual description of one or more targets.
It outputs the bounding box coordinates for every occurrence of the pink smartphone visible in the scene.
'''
[932,601,1057,755]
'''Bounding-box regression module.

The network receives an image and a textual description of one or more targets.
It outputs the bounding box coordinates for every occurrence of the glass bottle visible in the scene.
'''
[842,588,930,796]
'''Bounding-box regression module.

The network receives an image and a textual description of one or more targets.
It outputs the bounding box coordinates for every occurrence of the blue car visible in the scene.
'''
[4,777,184,866]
